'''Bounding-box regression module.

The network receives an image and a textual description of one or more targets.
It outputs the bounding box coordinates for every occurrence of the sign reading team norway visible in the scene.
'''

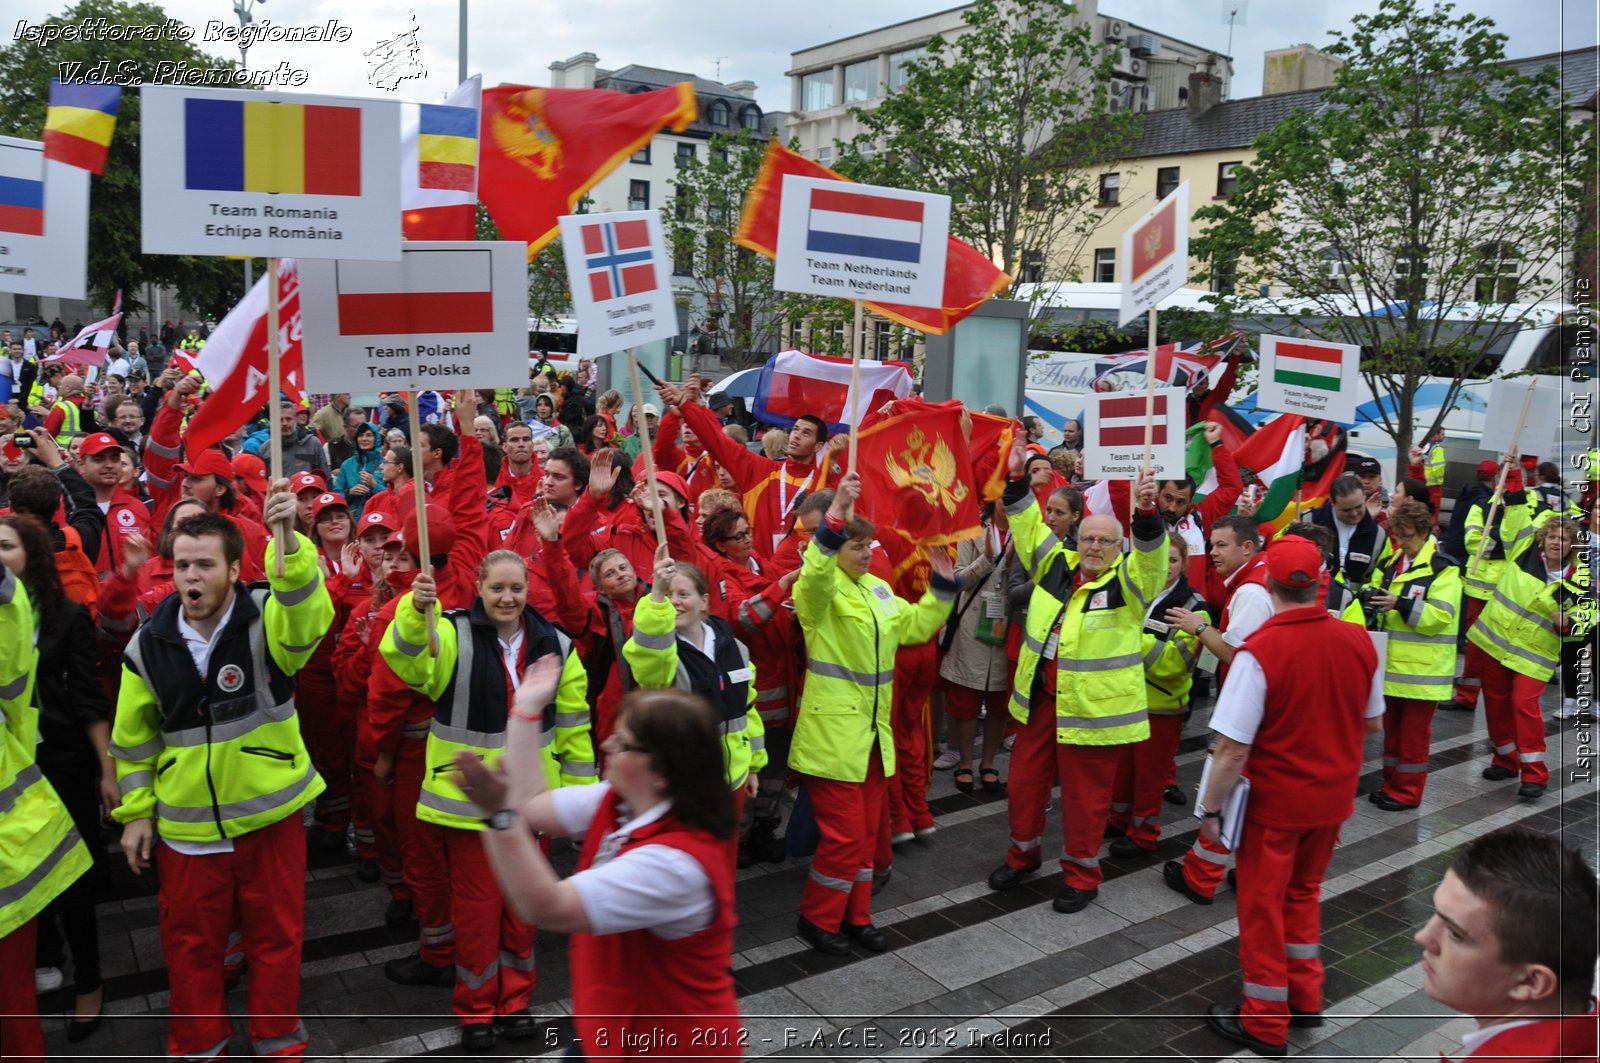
[1082,387,1186,480]
[140,85,400,260]
[0,136,90,298]
[1257,334,1361,423]
[297,241,529,392]
[772,175,950,307]
[557,209,677,357]
[1118,181,1190,326]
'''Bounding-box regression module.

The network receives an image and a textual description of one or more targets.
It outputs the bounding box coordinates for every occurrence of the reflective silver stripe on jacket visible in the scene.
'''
[808,660,895,686]
[1056,709,1148,731]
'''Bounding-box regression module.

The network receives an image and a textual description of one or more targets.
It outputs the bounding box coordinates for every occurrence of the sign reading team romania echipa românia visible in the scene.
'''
[1257,334,1362,423]
[773,175,950,308]
[1118,181,1190,326]
[140,85,401,260]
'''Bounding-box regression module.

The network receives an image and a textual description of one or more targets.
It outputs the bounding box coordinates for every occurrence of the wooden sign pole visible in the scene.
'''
[1469,378,1538,579]
[267,257,286,577]
[626,349,668,546]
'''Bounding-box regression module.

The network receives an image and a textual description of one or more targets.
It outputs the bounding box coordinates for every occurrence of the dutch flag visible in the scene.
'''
[806,187,924,263]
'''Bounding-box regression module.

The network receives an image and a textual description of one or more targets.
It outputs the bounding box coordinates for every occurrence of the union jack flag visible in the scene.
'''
[1093,332,1249,393]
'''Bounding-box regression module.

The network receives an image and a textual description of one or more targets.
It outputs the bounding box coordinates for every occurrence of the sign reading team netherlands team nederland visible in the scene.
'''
[1257,334,1362,423]
[140,85,401,260]
[1118,181,1190,326]
[772,175,950,308]
[297,241,528,392]
[0,135,89,298]
[556,209,677,357]
[1082,386,1186,480]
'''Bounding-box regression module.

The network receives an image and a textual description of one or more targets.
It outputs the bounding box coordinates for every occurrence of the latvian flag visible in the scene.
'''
[806,187,924,263]
[1272,340,1344,391]
[1097,394,1171,448]
[44,313,122,368]
[335,248,495,336]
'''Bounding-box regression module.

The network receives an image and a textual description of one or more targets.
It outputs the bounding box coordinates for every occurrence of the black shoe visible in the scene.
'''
[223,970,243,993]
[460,1023,497,1053]
[1205,1004,1287,1057]
[1052,886,1098,913]
[749,822,786,864]
[1518,782,1546,799]
[319,830,347,855]
[1103,823,1123,839]
[355,857,381,883]
[385,955,454,987]
[1227,868,1237,891]
[65,1014,103,1044]
[842,922,888,952]
[871,869,892,895]
[1109,836,1148,859]
[1437,699,1475,712]
[1290,1007,1324,1028]
[987,863,1036,891]
[496,1013,539,1041]
[1371,792,1417,812]
[384,898,416,925]
[980,767,1003,793]
[796,916,851,956]
[1163,860,1214,906]
[736,841,754,869]
[1164,785,1188,806]
[1482,764,1517,781]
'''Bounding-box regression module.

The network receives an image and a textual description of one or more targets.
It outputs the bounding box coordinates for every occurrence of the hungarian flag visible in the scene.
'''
[752,349,913,434]
[402,75,481,241]
[478,82,697,259]
[43,79,120,175]
[184,261,306,454]
[43,313,121,368]
[1217,413,1347,536]
[854,401,982,547]
[734,140,1011,335]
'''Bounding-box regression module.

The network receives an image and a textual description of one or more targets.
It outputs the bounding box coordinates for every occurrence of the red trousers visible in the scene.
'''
[1379,697,1435,806]
[1481,658,1550,785]
[0,918,43,1062]
[393,740,454,964]
[1182,834,1232,899]
[158,812,310,1060]
[297,667,352,836]
[887,642,937,834]
[420,822,536,1023]
[357,760,408,900]
[1235,820,1341,1044]
[1452,597,1487,705]
[1058,743,1123,890]
[1110,712,1183,849]
[1003,690,1060,871]
[800,747,888,933]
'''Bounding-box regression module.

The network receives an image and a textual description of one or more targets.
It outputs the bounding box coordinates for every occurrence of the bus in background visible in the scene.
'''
[529,315,579,375]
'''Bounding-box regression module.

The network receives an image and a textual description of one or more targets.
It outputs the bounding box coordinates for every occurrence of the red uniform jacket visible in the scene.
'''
[1449,1008,1599,1063]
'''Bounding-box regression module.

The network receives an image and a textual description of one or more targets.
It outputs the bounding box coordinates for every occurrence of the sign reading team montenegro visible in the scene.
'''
[773,175,950,308]
[1118,181,1190,326]
[1257,334,1362,423]
[297,241,529,392]
[0,136,89,298]
[1081,386,1187,480]
[557,209,677,357]
[140,85,401,260]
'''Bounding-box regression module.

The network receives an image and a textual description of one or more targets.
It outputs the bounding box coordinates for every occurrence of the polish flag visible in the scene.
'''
[184,261,305,454]
[1094,394,1173,448]
[334,247,495,335]
[753,349,913,434]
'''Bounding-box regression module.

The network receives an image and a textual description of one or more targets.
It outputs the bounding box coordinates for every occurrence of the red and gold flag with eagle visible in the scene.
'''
[854,401,984,547]
[478,83,697,260]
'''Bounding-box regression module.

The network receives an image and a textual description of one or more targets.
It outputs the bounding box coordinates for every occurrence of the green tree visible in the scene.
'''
[0,0,252,317]
[835,0,1138,289]
[1191,0,1592,475]
[476,206,570,343]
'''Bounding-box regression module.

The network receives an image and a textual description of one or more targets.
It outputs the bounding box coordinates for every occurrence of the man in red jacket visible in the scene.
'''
[1198,536,1384,1058]
[1417,828,1597,1063]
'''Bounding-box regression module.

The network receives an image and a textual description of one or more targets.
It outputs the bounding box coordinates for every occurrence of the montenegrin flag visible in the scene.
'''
[43,79,120,175]
[735,140,1010,335]
[184,98,361,195]
[402,76,481,240]
[854,400,982,547]
[184,261,306,454]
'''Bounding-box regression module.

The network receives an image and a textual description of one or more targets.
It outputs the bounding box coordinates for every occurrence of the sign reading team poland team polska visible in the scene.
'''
[1081,387,1186,480]
[557,209,677,357]
[1118,181,1190,326]
[1257,334,1361,423]
[297,241,529,392]
[140,85,400,260]
[0,136,89,299]
[773,175,950,308]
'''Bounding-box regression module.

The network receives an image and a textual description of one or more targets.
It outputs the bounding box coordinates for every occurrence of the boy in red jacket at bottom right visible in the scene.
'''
[1417,827,1597,1063]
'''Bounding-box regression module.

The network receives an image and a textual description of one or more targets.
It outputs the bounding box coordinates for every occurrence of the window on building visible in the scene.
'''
[1318,246,1352,292]
[888,46,926,92]
[1020,249,1045,284]
[1094,248,1115,283]
[629,180,650,211]
[1098,173,1120,205]
[631,142,651,164]
[1156,166,1180,201]
[740,106,762,131]
[708,100,731,128]
[1217,162,1240,198]
[801,71,835,111]
[673,245,694,277]
[816,146,833,166]
[1395,244,1428,302]
[844,60,875,103]
[676,142,696,169]
[1210,251,1238,295]
[1474,241,1520,303]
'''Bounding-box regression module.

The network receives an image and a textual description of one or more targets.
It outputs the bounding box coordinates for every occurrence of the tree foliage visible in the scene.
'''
[835,0,1138,289]
[1191,0,1593,473]
[0,0,252,318]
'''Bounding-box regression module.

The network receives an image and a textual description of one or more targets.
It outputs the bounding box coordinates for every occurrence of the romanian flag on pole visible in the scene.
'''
[44,80,121,174]
[477,82,697,259]
[402,76,481,240]
[734,140,1011,335]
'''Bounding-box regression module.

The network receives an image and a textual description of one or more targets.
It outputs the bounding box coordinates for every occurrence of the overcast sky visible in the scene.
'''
[12,0,1598,113]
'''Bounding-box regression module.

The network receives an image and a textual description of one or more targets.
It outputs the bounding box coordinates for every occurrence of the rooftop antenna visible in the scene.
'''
[709,56,729,80]
[1221,1,1247,60]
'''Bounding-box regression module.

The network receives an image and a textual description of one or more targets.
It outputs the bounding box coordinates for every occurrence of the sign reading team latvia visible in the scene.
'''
[296,241,529,392]
[557,209,677,357]
[1082,387,1186,480]
[1118,181,1190,326]
[772,175,950,308]
[0,135,90,298]
[139,85,400,260]
[1257,334,1361,423]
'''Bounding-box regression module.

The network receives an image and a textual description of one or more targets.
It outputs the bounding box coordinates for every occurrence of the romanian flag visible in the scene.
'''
[184,98,361,196]
[44,80,120,175]
[418,103,477,190]
[734,140,1011,335]
[0,173,44,236]
[478,82,697,259]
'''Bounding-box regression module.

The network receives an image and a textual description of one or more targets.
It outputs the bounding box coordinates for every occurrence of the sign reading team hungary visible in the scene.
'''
[140,85,400,260]
[297,241,529,392]
[1257,334,1361,423]
[772,175,949,308]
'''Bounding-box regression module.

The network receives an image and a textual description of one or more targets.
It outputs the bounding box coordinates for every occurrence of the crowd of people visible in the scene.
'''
[0,332,1594,1060]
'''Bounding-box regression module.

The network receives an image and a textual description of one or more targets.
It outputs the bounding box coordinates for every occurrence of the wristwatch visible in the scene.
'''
[1195,804,1220,821]
[483,810,516,831]
[1194,621,1209,637]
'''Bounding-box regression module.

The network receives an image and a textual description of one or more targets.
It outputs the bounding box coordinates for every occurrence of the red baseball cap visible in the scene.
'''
[232,453,268,493]
[1476,460,1499,478]
[289,471,325,495]
[1265,535,1322,589]
[1503,469,1524,492]
[358,510,397,537]
[175,450,234,479]
[652,471,690,504]
[311,492,349,520]
[78,432,125,457]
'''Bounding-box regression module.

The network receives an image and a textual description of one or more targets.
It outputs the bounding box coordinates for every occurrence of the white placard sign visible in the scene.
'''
[1082,387,1187,480]
[298,241,529,392]
[140,85,401,261]
[1119,181,1191,326]
[1480,377,1561,457]
[1257,334,1362,422]
[556,210,678,357]
[773,175,950,308]
[0,138,89,298]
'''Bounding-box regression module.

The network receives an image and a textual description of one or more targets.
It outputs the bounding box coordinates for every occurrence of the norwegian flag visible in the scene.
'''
[580,218,657,301]
[43,312,121,368]
[1093,333,1247,392]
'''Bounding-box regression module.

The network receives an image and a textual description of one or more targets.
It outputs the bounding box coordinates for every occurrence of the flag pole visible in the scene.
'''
[627,348,668,547]
[266,256,285,578]
[1469,378,1538,580]
[1139,306,1158,526]
[846,299,864,520]
[407,391,437,656]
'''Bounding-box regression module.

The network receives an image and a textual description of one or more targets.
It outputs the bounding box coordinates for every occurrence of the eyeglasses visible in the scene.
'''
[723,529,753,543]
[1079,535,1120,546]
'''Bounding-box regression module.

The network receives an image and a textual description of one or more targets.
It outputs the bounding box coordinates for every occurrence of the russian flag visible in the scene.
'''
[806,187,923,263]
[753,349,914,434]
[335,247,495,336]
[0,173,44,236]
[1097,394,1171,448]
